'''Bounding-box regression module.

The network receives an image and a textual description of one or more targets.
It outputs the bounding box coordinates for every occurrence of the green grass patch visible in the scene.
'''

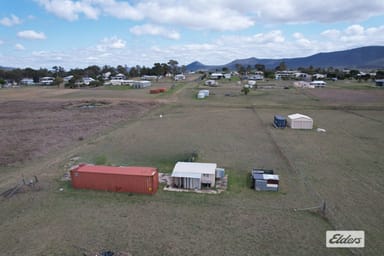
[227,169,251,193]
[161,83,184,96]
[93,155,109,165]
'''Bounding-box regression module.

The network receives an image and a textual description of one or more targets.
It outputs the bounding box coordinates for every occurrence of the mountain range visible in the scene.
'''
[186,46,384,71]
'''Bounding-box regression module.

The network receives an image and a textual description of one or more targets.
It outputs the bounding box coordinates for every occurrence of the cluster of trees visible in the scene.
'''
[0,60,185,86]
[231,62,383,80]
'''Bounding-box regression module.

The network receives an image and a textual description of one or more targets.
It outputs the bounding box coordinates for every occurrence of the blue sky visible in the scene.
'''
[1,0,384,69]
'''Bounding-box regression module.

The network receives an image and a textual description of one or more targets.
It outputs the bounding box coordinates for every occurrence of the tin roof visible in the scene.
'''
[288,113,312,121]
[73,164,157,176]
[171,162,217,177]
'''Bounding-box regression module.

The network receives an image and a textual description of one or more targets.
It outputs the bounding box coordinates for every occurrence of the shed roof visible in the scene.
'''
[72,164,157,176]
[288,113,312,121]
[171,172,202,179]
[171,162,217,177]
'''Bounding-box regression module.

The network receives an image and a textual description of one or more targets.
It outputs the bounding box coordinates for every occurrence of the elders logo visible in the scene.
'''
[326,230,365,248]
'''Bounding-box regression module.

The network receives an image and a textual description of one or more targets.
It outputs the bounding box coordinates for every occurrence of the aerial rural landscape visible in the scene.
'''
[1,1,384,256]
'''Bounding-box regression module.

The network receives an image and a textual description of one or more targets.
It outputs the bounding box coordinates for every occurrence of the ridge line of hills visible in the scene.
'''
[186,46,384,71]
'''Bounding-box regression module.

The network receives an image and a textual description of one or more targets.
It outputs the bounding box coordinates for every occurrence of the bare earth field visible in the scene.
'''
[0,80,383,255]
[0,99,158,166]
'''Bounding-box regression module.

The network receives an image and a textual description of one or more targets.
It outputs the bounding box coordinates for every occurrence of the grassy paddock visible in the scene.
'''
[0,82,383,255]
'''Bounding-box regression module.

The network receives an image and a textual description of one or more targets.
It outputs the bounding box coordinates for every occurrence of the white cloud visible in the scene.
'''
[130,24,180,40]
[321,24,384,47]
[96,36,126,51]
[321,29,340,39]
[245,0,384,23]
[15,43,25,50]
[0,14,22,26]
[95,0,143,20]
[0,40,4,45]
[35,0,384,32]
[17,30,46,40]
[35,0,99,21]
[135,1,254,31]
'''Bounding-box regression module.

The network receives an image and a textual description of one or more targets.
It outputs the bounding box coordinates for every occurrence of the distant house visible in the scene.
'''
[63,75,74,83]
[223,73,232,79]
[109,73,134,85]
[275,70,297,80]
[287,113,313,129]
[82,77,95,85]
[171,162,217,190]
[294,72,311,80]
[20,78,34,85]
[40,77,54,85]
[313,73,326,79]
[210,73,224,79]
[174,74,186,81]
[111,73,126,80]
[249,71,264,80]
[310,80,327,87]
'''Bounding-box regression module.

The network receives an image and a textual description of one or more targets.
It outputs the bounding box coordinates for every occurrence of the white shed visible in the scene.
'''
[287,113,313,129]
[310,80,327,87]
[199,89,209,96]
[171,162,217,189]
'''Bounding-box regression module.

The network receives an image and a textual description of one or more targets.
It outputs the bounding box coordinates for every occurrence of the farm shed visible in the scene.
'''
[171,162,217,189]
[197,89,209,99]
[174,74,186,80]
[251,169,279,192]
[210,73,224,79]
[310,80,327,87]
[273,115,286,128]
[205,80,217,86]
[287,113,313,129]
[70,164,158,195]
[132,80,151,88]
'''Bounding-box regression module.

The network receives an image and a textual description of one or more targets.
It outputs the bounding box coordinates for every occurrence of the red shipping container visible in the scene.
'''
[70,164,158,195]
[158,88,166,92]
[150,89,160,94]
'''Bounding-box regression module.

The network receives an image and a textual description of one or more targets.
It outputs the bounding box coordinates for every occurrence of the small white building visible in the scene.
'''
[210,73,224,79]
[205,80,218,86]
[132,80,151,88]
[20,78,34,85]
[197,89,209,99]
[287,113,313,129]
[82,77,95,85]
[313,74,326,79]
[171,162,217,189]
[40,77,54,85]
[174,74,186,81]
[111,73,126,80]
[310,80,327,87]
[223,73,231,79]
[63,75,74,83]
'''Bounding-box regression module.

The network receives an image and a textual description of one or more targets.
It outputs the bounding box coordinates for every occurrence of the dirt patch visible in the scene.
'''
[304,88,384,103]
[0,100,158,166]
